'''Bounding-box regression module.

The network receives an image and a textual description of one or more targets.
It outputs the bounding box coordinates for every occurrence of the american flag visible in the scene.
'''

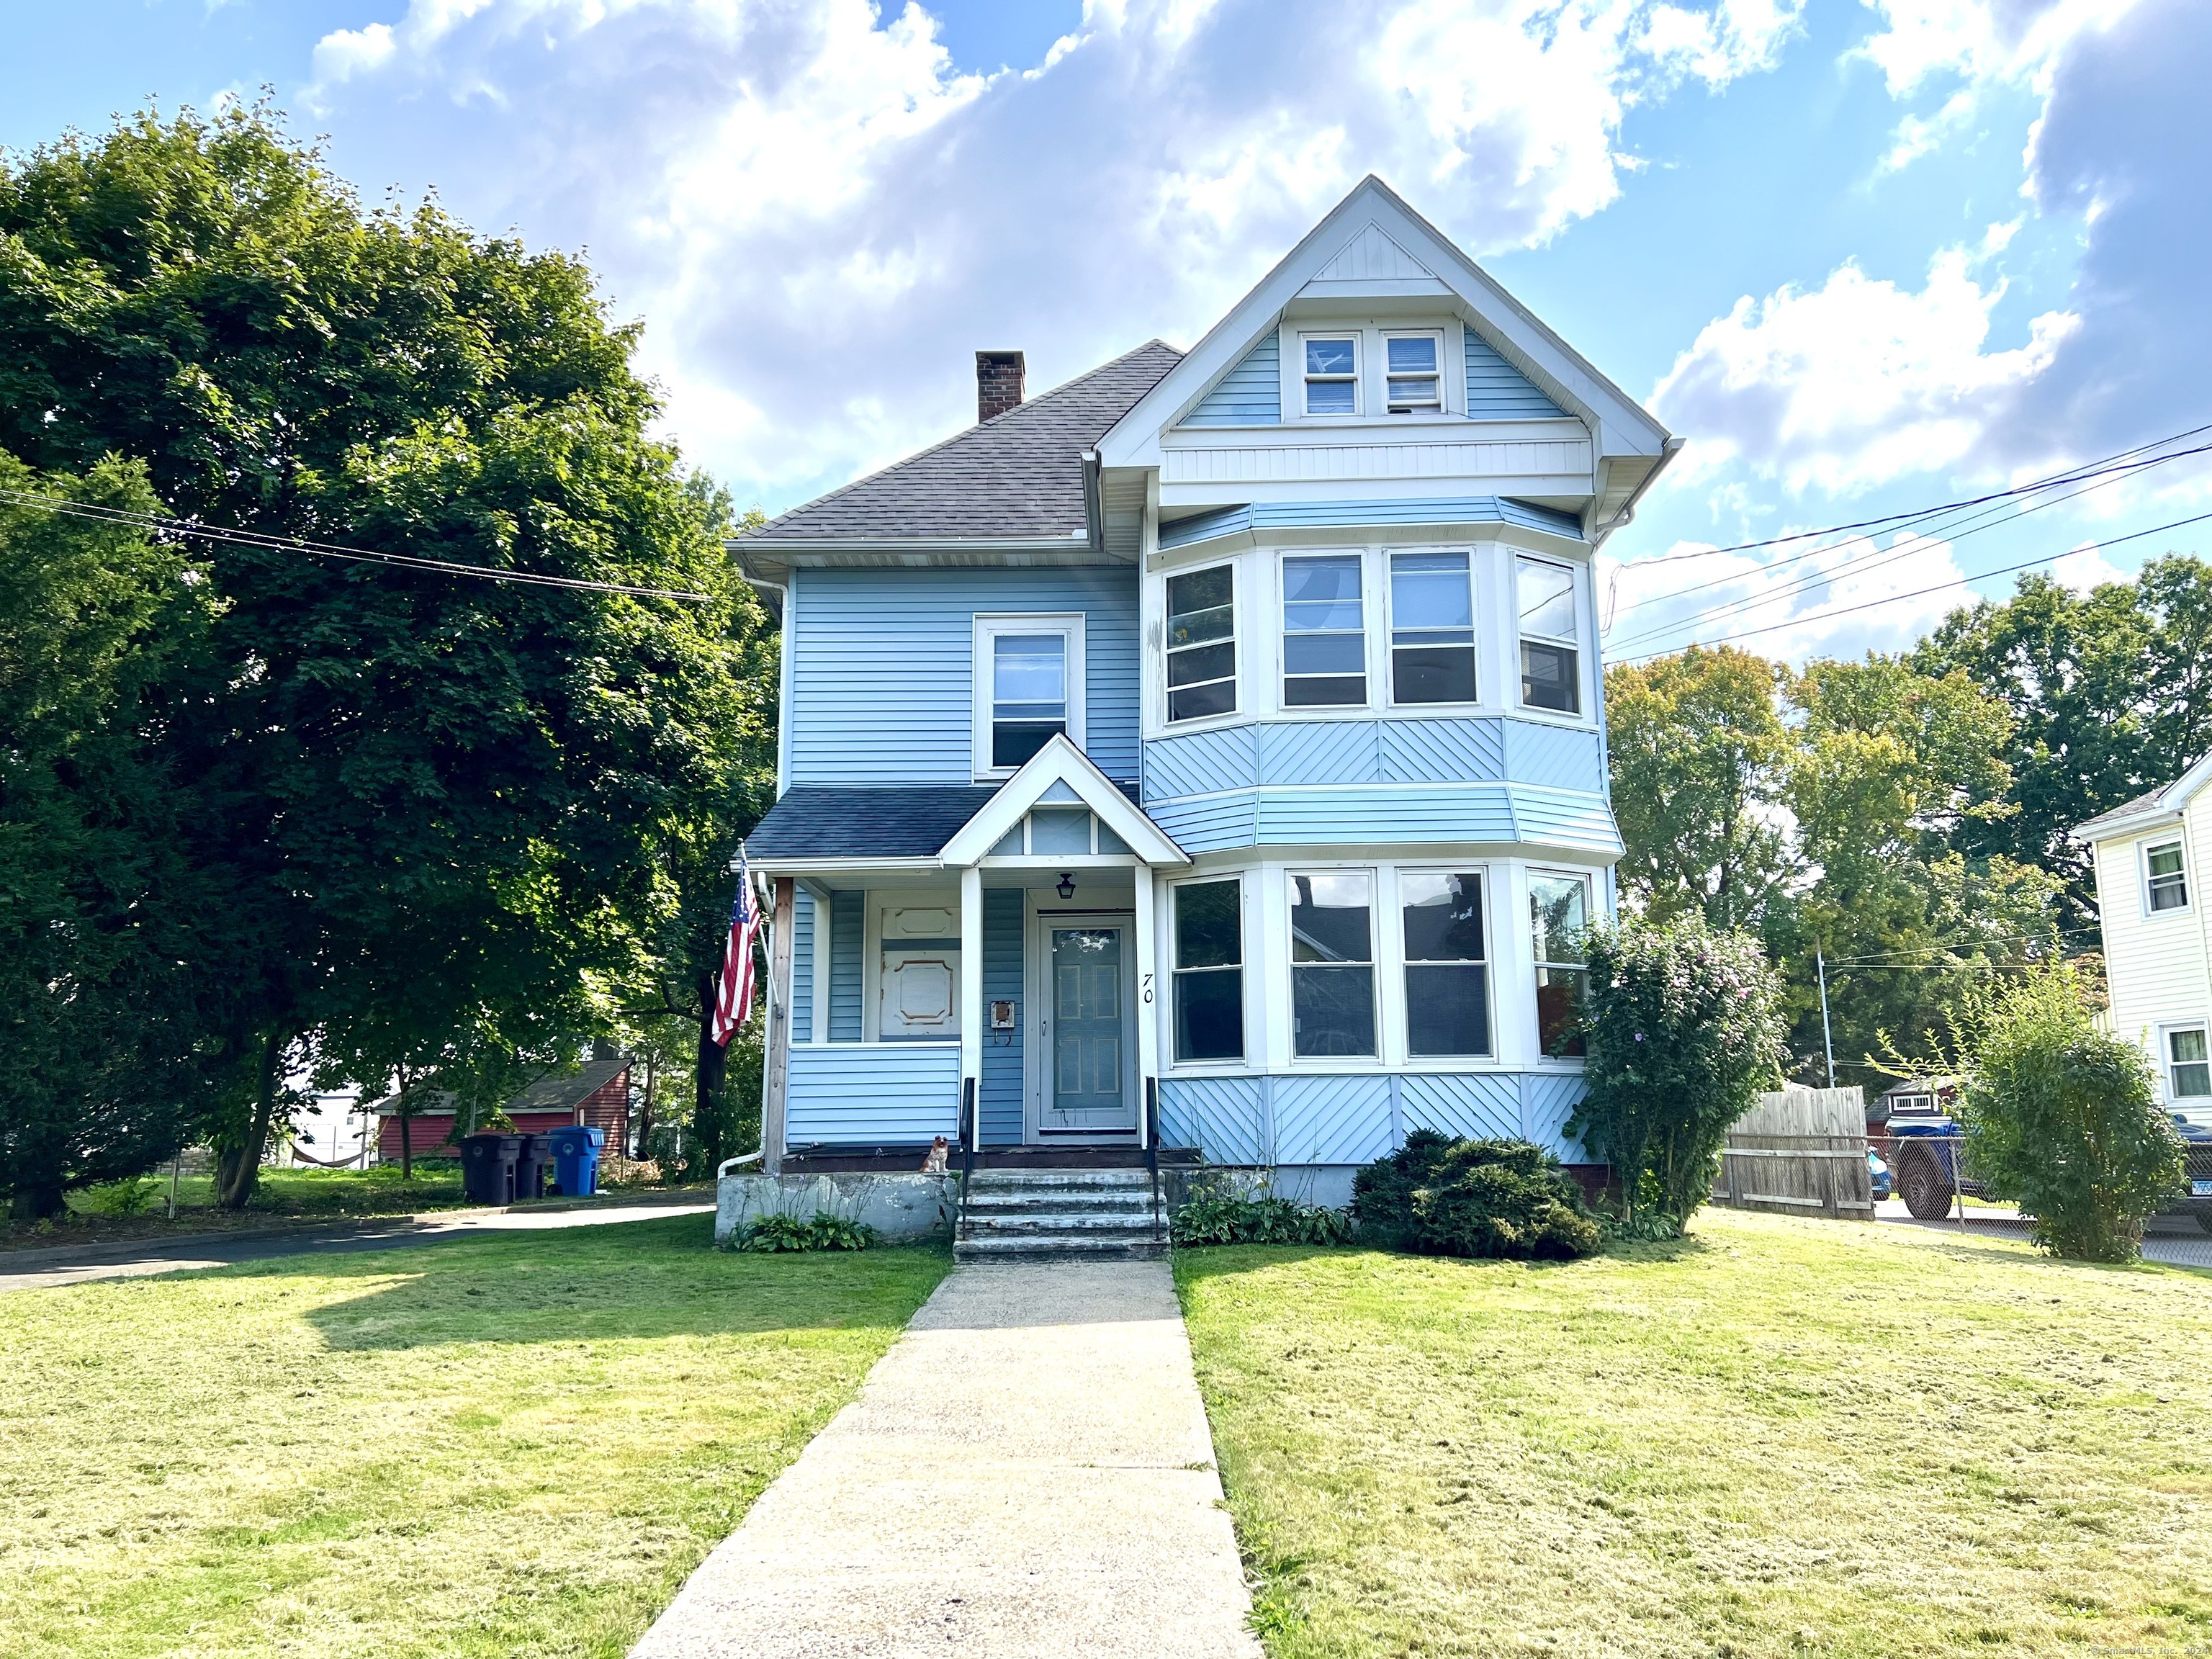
[710,848,761,1047]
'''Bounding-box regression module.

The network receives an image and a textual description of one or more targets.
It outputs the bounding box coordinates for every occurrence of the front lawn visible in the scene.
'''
[4,1165,476,1251]
[0,1216,948,1658]
[1179,1208,2212,1658]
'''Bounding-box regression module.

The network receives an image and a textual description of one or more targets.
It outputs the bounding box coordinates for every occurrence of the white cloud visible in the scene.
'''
[1650,246,2078,495]
[2048,541,2126,592]
[1855,0,2144,97]
[300,0,1804,509]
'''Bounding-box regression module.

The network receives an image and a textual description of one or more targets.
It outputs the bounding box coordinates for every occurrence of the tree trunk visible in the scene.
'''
[217,1030,284,1210]
[9,1179,66,1221]
[634,1051,657,1164]
[694,971,727,1180]
[397,1063,415,1181]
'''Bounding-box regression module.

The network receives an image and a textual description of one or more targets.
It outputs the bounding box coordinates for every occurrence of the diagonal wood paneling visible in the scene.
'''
[1380,716,1505,783]
[1159,1076,1264,1164]
[1143,725,1260,801]
[1271,1074,1394,1166]
[1399,1072,1521,1142]
[1521,1072,1589,1160]
[1504,718,1606,793]
[1259,721,1382,786]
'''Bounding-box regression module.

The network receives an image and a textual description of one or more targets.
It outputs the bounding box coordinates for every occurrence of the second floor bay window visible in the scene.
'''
[1282,555,1366,706]
[1517,554,1582,715]
[1389,551,1476,703]
[1166,565,1236,723]
[1290,872,1376,1057]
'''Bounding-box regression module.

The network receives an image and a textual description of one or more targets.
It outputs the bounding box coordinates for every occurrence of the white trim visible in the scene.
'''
[1164,559,1241,727]
[2142,834,2193,918]
[2157,1021,2211,1105]
[1514,552,1590,721]
[1382,326,1449,415]
[973,613,1087,783]
[939,732,1188,868]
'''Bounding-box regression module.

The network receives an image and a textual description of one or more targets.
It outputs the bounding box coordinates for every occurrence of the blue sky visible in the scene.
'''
[4,0,2204,665]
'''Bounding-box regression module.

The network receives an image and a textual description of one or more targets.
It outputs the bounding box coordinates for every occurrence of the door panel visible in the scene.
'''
[879,948,958,1039]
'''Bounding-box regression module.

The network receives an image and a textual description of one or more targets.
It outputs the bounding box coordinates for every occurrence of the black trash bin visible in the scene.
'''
[512,1133,556,1202]
[459,1133,522,1205]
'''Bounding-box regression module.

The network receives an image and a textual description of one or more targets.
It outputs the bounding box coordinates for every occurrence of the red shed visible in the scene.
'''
[374,1051,632,1162]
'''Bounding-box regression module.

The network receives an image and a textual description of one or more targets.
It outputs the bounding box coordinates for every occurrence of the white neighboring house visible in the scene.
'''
[2074,753,2212,1110]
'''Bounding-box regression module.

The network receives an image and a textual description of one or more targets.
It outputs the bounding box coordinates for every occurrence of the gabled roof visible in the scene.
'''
[1097,175,1677,521]
[734,341,1182,564]
[939,734,1187,866]
[2070,752,2212,841]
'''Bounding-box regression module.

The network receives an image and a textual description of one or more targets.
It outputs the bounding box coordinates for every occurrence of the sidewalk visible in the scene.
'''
[1874,1200,2212,1270]
[0,1197,716,1294]
[630,1259,1261,1659]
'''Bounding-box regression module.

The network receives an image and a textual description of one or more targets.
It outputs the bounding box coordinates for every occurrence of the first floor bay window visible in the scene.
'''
[1291,872,1376,1057]
[1173,879,1244,1061]
[1529,871,1590,1058]
[1402,871,1491,1056]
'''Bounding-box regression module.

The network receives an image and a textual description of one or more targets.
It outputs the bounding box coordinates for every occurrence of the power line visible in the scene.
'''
[0,490,719,604]
[1828,924,2103,966]
[1613,505,2212,664]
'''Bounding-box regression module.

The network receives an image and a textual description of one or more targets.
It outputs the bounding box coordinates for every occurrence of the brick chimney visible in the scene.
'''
[976,350,1025,423]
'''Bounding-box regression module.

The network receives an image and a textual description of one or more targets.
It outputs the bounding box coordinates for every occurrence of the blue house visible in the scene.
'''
[735,177,1676,1207]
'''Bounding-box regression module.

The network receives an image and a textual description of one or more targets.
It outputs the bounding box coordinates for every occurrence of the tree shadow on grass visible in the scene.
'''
[1172,1236,1659,1290]
[257,1217,955,1352]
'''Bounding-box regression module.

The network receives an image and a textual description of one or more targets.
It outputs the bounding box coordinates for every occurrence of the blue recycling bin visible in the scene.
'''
[548,1125,605,1197]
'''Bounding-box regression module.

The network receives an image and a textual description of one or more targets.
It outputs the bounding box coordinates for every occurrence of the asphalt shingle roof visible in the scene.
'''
[740,341,1183,544]
[747,787,1005,860]
[2072,778,2186,836]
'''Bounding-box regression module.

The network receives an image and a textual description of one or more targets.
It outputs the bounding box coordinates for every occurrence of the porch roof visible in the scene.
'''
[744,776,1148,865]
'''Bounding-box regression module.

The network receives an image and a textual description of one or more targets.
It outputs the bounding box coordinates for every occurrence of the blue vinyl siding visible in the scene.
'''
[1160,1069,1588,1166]
[1145,718,1604,801]
[1159,494,1583,552]
[1464,325,1566,418]
[791,889,814,1043]
[1159,1076,1265,1164]
[981,889,1025,1143]
[787,567,1140,786]
[1179,331,1281,426]
[1146,783,1618,853]
[787,1045,961,1145]
[829,891,863,1041]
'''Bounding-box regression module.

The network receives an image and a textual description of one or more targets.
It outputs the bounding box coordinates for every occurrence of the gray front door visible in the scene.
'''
[1047,925,1136,1132]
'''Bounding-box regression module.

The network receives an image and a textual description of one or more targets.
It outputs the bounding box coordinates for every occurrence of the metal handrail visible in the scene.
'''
[1144,1076,1162,1238]
[958,1079,977,1241]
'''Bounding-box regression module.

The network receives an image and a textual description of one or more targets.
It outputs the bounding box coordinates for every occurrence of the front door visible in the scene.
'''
[1045,925,1137,1134]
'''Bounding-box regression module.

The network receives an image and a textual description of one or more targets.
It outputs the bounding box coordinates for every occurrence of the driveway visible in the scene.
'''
[1876,1200,2212,1270]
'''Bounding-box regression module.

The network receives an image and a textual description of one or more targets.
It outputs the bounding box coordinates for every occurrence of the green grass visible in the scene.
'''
[1177,1208,2212,1659]
[0,1215,948,1658]
[1,1166,480,1251]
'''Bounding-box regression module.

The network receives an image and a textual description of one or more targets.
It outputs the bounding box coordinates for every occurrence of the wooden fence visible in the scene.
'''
[1712,1085,1874,1219]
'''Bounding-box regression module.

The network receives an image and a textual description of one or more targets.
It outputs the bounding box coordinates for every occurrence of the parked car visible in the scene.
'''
[2174,1108,2212,1233]
[1866,1147,1892,1202]
[1887,1100,2212,1231]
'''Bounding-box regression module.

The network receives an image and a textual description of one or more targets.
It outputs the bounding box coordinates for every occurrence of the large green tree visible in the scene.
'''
[0,104,775,1209]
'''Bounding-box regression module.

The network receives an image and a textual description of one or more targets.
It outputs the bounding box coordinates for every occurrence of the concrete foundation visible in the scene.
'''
[716,1172,956,1245]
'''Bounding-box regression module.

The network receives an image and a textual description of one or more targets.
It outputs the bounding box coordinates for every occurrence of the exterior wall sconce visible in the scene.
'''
[1056,873,1076,899]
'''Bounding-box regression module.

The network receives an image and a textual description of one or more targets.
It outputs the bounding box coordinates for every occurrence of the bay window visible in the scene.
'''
[1290,872,1376,1058]
[1172,880,1244,1062]
[1402,871,1491,1057]
[1166,565,1237,723]
[1529,871,1590,1058]
[1282,554,1366,706]
[1517,555,1582,715]
[1389,550,1477,703]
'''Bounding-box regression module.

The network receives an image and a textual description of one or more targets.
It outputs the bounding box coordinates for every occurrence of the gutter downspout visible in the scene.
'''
[1081,449,1106,557]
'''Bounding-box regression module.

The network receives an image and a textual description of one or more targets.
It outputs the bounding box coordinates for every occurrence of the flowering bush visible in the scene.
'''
[1568,917,1786,1237]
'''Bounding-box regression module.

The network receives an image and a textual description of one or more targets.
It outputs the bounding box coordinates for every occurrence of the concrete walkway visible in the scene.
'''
[0,1200,716,1294]
[631,1259,1261,1659]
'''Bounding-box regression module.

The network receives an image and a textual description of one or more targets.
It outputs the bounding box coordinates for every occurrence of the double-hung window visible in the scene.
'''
[1303,335,1359,416]
[976,616,1083,775]
[1529,871,1590,1058]
[1517,555,1582,715]
[1384,331,1442,413]
[1290,872,1376,1057]
[1172,880,1244,1062]
[2146,840,2189,913]
[1282,555,1366,706]
[1389,550,1477,703]
[2167,1027,2211,1100]
[1166,565,1236,723]
[1402,871,1492,1057]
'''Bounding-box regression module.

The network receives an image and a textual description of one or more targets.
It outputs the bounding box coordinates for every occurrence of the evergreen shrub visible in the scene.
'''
[1353,1132,1600,1261]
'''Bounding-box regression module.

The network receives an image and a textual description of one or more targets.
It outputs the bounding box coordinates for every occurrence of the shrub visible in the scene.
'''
[1354,1135,1601,1261]
[1570,917,1786,1238]
[1960,968,2185,1262]
[1172,1178,1354,1246]
[732,1211,879,1253]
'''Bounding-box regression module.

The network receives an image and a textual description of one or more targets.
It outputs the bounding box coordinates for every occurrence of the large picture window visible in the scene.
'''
[1290,872,1377,1057]
[1282,555,1366,706]
[1517,555,1581,715]
[2146,840,2189,913]
[1166,565,1236,723]
[2168,1027,2211,1100]
[1402,871,1491,1057]
[975,615,1083,776]
[1390,550,1477,703]
[1172,880,1244,1062]
[1529,871,1590,1058]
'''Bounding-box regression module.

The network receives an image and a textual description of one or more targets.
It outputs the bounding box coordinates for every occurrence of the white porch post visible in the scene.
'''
[960,863,984,1150]
[1131,861,1159,1142]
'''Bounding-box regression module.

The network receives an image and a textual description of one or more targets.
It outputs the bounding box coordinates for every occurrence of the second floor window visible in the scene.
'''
[1282,555,1366,706]
[1390,550,1476,703]
[991,634,1066,768]
[2146,840,2188,912]
[1517,555,1581,715]
[1166,566,1236,722]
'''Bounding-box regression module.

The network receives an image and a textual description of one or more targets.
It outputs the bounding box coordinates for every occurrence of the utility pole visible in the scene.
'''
[1816,946,1836,1088]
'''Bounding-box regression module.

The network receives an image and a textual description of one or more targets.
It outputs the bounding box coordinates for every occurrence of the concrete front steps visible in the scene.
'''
[956,1169,1168,1262]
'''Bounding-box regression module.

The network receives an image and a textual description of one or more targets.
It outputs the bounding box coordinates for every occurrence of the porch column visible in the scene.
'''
[1131,861,1159,1139]
[762,876,794,1177]
[959,863,984,1150]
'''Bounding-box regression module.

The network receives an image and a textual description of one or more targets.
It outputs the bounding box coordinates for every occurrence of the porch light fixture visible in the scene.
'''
[1056,872,1076,899]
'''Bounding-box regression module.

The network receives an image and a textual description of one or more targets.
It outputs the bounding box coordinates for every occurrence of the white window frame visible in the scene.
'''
[1298,330,1362,420]
[1287,866,1380,1063]
[1277,548,1370,711]
[973,613,1085,781]
[1527,866,1594,1064]
[1398,865,1496,1061]
[1164,561,1239,727]
[1381,328,1447,415]
[2142,836,2190,917]
[1384,545,1481,709]
[1515,554,1586,720]
[1169,873,1249,1068]
[2161,1022,2211,1102]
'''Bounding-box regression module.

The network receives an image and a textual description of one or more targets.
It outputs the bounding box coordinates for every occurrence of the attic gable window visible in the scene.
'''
[1302,335,1359,415]
[974,614,1084,777]
[1384,332,1442,413]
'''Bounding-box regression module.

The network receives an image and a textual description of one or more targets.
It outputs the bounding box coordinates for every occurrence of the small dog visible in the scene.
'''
[920,1135,950,1174]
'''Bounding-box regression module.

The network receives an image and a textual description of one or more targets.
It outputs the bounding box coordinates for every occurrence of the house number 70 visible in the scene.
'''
[1141,973,1154,1004]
